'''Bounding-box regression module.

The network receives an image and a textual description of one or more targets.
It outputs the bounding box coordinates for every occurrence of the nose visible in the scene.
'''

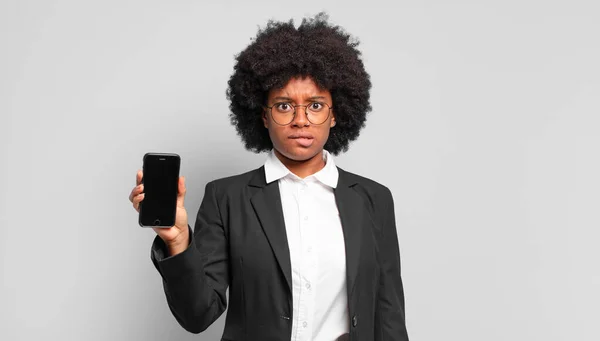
[291,105,309,127]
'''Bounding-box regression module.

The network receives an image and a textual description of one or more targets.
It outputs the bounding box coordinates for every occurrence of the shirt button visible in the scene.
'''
[303,321,308,328]
[304,216,308,221]
[305,283,311,289]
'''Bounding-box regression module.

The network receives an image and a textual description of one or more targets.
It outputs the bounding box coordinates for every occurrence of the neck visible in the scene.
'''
[274,149,326,179]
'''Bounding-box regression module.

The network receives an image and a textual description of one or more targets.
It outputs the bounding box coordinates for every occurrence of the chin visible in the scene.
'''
[279,146,321,162]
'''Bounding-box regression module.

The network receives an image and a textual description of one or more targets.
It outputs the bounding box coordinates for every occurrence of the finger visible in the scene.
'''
[128,184,144,202]
[152,226,175,235]
[136,170,143,186]
[177,176,186,207]
[132,193,145,212]
[132,193,144,207]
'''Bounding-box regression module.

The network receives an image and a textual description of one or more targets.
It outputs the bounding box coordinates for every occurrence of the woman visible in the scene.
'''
[129,13,409,341]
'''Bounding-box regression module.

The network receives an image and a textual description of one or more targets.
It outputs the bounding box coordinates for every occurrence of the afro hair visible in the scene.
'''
[226,12,372,155]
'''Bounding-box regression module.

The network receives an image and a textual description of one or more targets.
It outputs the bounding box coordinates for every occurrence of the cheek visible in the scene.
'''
[267,126,287,144]
[318,127,332,142]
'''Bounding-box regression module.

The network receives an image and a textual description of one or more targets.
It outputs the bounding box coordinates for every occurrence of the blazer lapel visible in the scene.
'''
[334,168,363,296]
[249,167,293,293]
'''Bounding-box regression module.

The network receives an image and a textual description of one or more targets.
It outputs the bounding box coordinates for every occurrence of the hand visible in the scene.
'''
[129,170,190,255]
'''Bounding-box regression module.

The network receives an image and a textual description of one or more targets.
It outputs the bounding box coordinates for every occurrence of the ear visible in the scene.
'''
[330,110,336,128]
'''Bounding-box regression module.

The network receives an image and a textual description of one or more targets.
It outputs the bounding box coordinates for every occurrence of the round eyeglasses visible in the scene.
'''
[265,101,333,126]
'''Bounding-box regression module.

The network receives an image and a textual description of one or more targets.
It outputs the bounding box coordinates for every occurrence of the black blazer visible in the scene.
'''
[151,166,409,341]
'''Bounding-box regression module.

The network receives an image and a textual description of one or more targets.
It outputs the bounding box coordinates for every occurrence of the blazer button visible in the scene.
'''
[352,315,358,327]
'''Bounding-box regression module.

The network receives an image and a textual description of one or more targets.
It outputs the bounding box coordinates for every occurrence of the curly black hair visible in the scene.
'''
[226,12,372,155]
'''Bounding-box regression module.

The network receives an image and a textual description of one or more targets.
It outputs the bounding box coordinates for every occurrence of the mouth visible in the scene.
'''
[288,133,314,139]
[288,134,315,147]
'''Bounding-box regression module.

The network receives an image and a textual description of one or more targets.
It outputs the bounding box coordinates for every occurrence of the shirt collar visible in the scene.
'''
[264,149,339,188]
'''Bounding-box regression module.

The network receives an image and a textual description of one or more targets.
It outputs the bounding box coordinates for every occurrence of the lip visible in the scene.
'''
[288,132,314,139]
[288,133,314,147]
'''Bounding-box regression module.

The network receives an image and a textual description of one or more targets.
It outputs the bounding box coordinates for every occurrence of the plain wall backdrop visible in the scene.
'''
[1,0,599,340]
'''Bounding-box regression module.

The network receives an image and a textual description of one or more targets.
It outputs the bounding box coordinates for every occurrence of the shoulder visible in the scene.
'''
[205,166,263,194]
[337,167,394,206]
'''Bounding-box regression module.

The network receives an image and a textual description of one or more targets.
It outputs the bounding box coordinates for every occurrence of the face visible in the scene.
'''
[263,76,336,162]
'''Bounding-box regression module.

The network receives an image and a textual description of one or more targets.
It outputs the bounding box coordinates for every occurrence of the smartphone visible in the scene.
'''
[138,152,181,227]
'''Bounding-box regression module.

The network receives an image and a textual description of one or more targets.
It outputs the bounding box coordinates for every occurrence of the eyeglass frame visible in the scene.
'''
[263,101,334,126]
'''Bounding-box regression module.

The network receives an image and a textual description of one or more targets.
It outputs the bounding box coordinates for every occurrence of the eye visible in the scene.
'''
[275,102,293,112]
[308,102,324,111]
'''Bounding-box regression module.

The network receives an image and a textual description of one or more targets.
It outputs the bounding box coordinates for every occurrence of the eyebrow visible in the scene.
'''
[273,96,327,102]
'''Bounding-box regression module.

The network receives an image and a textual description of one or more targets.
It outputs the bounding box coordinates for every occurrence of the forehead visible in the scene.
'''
[268,76,331,98]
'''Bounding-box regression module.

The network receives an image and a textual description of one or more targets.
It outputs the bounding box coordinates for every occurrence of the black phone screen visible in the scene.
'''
[139,153,180,227]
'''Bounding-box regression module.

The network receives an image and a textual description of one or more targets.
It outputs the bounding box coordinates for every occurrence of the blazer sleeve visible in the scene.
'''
[374,187,409,340]
[150,181,229,334]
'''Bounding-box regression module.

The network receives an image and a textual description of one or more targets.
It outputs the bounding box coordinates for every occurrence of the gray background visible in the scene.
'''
[1,0,599,340]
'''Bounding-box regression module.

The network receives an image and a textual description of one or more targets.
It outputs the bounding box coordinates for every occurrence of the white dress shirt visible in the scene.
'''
[264,149,349,341]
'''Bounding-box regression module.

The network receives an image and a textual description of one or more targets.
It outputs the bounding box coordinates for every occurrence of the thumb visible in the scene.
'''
[177,176,186,207]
